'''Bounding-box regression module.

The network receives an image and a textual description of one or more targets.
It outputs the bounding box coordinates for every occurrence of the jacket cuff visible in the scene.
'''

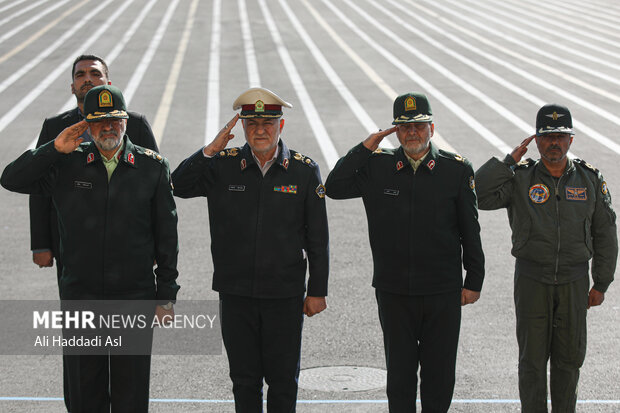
[592,282,609,293]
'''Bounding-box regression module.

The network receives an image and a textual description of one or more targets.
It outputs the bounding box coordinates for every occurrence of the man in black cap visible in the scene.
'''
[172,87,329,412]
[475,103,617,412]
[2,85,179,412]
[325,92,485,412]
[29,54,158,281]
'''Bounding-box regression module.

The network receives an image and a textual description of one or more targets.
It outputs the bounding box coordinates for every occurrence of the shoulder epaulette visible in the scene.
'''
[292,151,317,167]
[371,147,396,156]
[214,147,241,158]
[515,158,535,169]
[137,147,165,163]
[438,149,467,163]
[574,158,599,174]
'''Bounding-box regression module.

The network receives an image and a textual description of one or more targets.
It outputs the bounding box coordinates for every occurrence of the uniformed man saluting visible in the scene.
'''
[1,85,179,412]
[475,104,618,413]
[172,87,329,412]
[325,92,485,412]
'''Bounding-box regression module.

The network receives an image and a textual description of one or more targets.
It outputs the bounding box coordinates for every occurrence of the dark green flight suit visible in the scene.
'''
[1,136,179,412]
[475,155,617,412]
[325,141,484,412]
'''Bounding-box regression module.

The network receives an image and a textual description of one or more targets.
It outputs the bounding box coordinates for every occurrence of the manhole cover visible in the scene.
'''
[298,366,387,392]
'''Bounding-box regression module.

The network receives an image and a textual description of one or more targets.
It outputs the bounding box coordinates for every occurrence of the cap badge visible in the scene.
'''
[98,90,113,108]
[255,100,265,113]
[529,184,550,204]
[405,96,416,111]
[427,159,435,170]
[546,111,564,121]
[396,160,404,171]
[87,153,95,164]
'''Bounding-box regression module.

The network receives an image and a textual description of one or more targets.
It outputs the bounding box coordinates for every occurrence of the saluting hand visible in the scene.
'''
[203,114,240,157]
[303,296,327,317]
[363,126,398,152]
[511,135,535,163]
[54,120,89,154]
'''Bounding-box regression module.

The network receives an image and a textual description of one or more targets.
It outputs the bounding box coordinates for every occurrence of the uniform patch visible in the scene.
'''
[529,184,550,204]
[74,181,92,190]
[427,159,435,170]
[240,159,247,171]
[602,181,608,195]
[87,153,95,164]
[127,153,135,165]
[565,187,587,201]
[396,161,404,171]
[98,90,113,107]
[282,158,289,170]
[228,185,245,192]
[316,184,326,199]
[274,185,297,194]
[469,176,475,190]
[384,189,399,196]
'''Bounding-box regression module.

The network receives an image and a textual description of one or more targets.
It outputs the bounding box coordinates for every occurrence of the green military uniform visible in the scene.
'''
[326,92,484,413]
[475,103,617,412]
[1,85,179,412]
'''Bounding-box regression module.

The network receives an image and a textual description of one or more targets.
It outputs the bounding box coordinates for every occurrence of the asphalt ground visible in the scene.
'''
[0,0,619,411]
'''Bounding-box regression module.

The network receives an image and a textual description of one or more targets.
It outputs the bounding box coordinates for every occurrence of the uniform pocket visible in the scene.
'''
[512,216,531,253]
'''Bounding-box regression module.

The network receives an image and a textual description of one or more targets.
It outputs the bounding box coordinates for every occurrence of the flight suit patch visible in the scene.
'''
[529,184,550,204]
[565,187,587,201]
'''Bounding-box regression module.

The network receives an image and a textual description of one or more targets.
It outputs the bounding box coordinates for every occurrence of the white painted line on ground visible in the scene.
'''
[0,0,27,14]
[238,0,260,88]
[326,0,510,154]
[26,0,160,150]
[0,0,78,60]
[0,0,113,95]
[1,396,619,404]
[152,0,199,145]
[0,0,47,29]
[0,0,128,141]
[257,0,340,170]
[123,0,180,105]
[204,0,222,145]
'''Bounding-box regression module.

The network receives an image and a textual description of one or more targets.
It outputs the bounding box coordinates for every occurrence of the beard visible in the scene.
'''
[541,145,566,163]
[92,124,125,153]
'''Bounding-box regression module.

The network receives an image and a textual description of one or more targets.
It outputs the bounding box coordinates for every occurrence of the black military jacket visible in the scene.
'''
[29,108,159,259]
[1,137,179,301]
[325,142,484,295]
[172,140,329,299]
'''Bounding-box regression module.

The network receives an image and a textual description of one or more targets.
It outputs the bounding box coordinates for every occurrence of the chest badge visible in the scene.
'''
[529,184,550,204]
[229,185,245,192]
[565,187,587,201]
[274,185,297,194]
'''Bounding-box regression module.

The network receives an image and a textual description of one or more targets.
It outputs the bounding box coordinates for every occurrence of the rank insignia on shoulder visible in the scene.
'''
[601,181,609,195]
[529,183,550,204]
[575,159,598,173]
[219,151,226,157]
[316,184,326,198]
[274,185,297,194]
[454,154,464,162]
[469,176,475,190]
[293,152,314,166]
[227,148,238,157]
[396,161,404,171]
[373,148,383,154]
[565,187,587,201]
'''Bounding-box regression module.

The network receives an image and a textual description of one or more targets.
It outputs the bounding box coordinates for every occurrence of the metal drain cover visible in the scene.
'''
[298,366,387,392]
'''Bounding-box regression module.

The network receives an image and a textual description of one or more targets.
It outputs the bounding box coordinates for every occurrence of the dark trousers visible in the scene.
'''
[63,354,151,413]
[514,274,588,413]
[375,289,462,413]
[219,293,304,413]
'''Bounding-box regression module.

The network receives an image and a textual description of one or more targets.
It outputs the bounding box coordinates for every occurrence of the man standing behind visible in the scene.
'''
[325,92,484,412]
[30,54,158,277]
[475,104,617,412]
[2,85,179,412]
[172,87,329,412]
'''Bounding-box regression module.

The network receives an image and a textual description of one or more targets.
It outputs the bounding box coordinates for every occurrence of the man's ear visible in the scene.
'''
[70,83,76,96]
[430,123,434,137]
[279,118,285,133]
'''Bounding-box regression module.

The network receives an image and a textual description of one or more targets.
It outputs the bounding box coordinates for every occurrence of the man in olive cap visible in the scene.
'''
[172,87,329,412]
[325,92,485,412]
[475,103,617,412]
[1,85,179,412]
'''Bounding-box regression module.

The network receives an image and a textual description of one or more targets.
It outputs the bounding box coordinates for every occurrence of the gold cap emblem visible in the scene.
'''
[405,96,416,111]
[99,90,113,108]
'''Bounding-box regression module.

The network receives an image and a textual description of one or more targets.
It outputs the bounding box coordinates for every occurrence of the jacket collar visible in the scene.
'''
[240,140,291,172]
[84,135,137,168]
[535,157,575,177]
[395,142,438,174]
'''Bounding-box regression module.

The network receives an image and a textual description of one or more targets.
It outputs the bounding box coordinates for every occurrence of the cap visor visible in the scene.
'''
[85,110,129,122]
[392,114,432,125]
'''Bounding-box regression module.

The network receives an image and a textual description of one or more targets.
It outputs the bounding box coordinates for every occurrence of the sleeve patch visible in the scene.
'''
[315,184,326,199]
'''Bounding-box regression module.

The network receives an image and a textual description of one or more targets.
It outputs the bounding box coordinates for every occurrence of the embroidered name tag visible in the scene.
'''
[384,189,399,196]
[274,185,297,194]
[74,181,92,190]
[565,187,587,201]
[228,185,245,192]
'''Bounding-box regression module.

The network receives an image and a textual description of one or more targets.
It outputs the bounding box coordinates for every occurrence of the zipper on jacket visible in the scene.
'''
[553,174,564,283]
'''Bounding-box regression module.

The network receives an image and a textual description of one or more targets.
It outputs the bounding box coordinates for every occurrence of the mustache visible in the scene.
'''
[80,82,94,90]
[548,145,561,150]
